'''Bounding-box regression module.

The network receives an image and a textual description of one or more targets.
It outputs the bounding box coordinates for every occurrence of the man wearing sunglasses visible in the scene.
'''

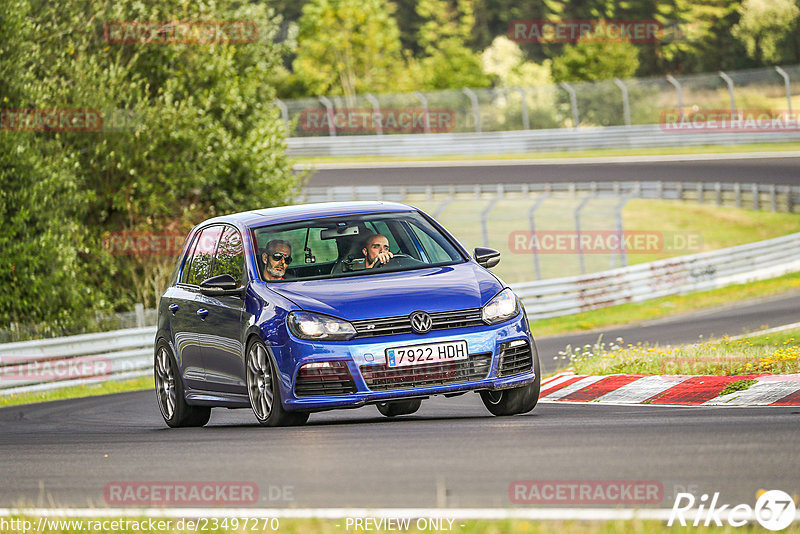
[262,239,292,281]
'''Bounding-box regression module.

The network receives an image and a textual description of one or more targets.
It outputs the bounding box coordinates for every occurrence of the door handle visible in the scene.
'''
[196,308,209,320]
[168,304,179,315]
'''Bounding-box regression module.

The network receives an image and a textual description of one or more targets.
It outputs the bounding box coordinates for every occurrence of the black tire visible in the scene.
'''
[376,398,422,417]
[246,339,309,427]
[480,344,541,416]
[154,341,211,428]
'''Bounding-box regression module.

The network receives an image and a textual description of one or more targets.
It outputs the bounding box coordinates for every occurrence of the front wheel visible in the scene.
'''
[480,349,541,416]
[154,341,211,428]
[246,340,308,427]
[376,399,422,417]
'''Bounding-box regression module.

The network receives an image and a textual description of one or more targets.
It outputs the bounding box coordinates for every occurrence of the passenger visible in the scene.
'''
[262,240,292,280]
[362,234,393,268]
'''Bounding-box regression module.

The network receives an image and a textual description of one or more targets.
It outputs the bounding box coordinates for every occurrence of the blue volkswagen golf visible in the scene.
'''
[155,201,540,427]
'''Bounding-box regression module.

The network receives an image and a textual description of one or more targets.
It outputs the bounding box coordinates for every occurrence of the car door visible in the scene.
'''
[174,225,224,390]
[197,224,247,394]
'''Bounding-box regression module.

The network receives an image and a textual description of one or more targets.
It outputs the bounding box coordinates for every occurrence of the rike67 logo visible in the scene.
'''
[669,490,797,530]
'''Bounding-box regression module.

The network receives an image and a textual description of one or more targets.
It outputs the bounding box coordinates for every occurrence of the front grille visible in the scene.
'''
[295,361,357,396]
[497,339,534,377]
[360,353,491,391]
[351,308,484,338]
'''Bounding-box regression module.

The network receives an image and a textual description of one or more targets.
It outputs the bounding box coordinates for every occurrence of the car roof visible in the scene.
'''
[197,201,419,229]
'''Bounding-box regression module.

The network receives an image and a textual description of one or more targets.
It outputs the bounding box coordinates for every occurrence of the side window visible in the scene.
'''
[409,223,452,263]
[180,234,200,284]
[186,226,223,285]
[212,226,245,282]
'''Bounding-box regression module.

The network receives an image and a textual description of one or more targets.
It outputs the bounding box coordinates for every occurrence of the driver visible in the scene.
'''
[262,239,292,280]
[362,234,393,268]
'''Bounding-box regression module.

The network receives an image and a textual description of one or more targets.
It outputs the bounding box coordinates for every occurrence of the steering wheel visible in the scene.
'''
[373,253,411,268]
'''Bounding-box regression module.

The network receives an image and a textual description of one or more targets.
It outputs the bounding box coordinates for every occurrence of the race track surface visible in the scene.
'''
[2,293,798,510]
[306,154,800,187]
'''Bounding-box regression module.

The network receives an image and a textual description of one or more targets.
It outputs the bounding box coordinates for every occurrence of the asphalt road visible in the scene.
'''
[305,154,800,187]
[1,391,798,510]
[1,292,798,511]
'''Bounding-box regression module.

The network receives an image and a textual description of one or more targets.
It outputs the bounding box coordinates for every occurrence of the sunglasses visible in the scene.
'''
[269,252,292,264]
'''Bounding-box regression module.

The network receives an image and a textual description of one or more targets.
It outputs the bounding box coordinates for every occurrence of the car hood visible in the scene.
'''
[267,262,503,321]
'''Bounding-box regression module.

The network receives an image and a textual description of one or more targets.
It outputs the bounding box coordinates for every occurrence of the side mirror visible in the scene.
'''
[199,274,246,297]
[473,247,501,269]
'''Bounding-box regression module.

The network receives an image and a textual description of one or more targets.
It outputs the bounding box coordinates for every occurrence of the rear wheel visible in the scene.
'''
[376,399,422,417]
[246,340,309,427]
[480,347,541,416]
[154,342,211,428]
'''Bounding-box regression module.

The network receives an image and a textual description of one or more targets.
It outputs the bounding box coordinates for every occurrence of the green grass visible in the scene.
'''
[623,200,800,264]
[562,328,800,376]
[2,517,797,534]
[0,375,153,408]
[719,378,757,396]
[292,141,800,164]
[530,271,800,338]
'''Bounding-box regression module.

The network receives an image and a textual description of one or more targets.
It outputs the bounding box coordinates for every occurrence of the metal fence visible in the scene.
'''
[300,181,800,211]
[0,327,155,395]
[286,124,800,157]
[514,231,800,320]
[278,64,800,137]
[301,180,800,283]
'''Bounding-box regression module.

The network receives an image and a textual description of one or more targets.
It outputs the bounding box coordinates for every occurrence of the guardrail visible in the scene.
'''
[2,233,799,395]
[287,124,800,157]
[301,181,800,213]
[513,232,800,320]
[0,327,155,395]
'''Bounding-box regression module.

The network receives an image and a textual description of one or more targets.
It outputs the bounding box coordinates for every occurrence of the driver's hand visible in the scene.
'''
[375,250,393,265]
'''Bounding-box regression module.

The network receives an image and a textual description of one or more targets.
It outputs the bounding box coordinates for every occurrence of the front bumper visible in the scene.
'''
[273,312,536,411]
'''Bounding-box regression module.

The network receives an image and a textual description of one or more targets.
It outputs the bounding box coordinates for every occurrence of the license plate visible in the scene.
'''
[385,340,468,368]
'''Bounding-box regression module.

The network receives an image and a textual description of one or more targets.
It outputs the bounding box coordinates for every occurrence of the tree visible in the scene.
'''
[1,0,299,322]
[293,0,409,96]
[481,36,552,87]
[551,38,639,82]
[416,0,491,89]
[732,0,800,64]
[0,0,100,330]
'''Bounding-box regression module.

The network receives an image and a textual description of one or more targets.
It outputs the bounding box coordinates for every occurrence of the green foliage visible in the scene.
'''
[293,0,409,96]
[551,39,640,127]
[1,0,299,325]
[732,0,800,63]
[552,38,640,83]
[415,0,491,89]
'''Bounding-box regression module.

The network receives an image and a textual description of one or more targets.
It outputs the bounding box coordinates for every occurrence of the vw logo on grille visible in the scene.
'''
[410,311,432,334]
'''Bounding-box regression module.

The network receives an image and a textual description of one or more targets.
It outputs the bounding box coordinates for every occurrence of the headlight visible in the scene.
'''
[481,288,519,324]
[287,311,357,340]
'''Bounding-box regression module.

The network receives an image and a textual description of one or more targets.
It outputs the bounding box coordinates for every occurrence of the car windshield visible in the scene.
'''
[251,211,466,282]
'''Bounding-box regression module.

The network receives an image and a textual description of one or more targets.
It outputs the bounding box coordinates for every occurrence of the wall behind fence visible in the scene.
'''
[287,124,800,157]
